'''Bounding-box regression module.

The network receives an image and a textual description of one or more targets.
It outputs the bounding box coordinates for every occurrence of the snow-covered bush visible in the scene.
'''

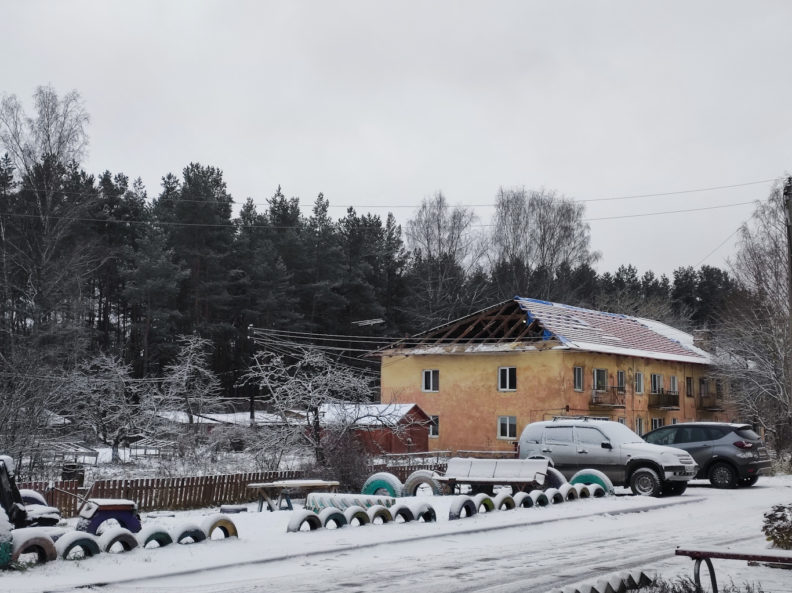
[762,502,792,550]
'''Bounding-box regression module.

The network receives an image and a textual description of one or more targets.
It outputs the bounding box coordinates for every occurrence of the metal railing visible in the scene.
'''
[590,387,626,407]
[648,390,680,408]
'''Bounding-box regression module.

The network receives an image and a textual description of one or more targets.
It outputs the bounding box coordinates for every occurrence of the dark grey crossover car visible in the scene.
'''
[643,422,772,488]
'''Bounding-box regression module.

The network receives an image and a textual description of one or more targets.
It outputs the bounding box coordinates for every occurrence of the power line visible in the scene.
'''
[694,225,745,268]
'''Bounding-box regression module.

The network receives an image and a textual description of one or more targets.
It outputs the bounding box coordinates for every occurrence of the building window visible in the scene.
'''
[593,368,608,392]
[651,417,664,430]
[686,376,693,397]
[573,366,584,391]
[635,372,644,394]
[715,380,723,397]
[422,369,439,392]
[699,377,709,397]
[672,418,679,424]
[635,416,644,435]
[497,416,517,439]
[429,415,439,437]
[616,370,626,393]
[618,417,626,424]
[498,367,517,391]
[669,376,678,394]
[650,373,663,394]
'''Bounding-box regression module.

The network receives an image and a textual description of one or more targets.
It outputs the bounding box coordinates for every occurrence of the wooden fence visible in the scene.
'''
[19,463,449,518]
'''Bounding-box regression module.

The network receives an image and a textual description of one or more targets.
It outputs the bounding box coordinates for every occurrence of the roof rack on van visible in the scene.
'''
[551,415,603,421]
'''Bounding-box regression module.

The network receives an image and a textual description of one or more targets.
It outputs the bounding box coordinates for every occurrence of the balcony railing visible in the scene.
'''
[590,386,626,407]
[648,389,680,408]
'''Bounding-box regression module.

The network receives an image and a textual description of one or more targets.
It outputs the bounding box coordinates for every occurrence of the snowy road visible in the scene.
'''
[9,477,791,593]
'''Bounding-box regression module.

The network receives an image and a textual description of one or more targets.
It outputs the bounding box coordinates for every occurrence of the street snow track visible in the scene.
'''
[10,476,791,593]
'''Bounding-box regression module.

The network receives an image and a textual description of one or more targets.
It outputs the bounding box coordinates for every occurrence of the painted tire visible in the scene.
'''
[389,503,415,523]
[136,524,173,548]
[558,483,578,501]
[11,533,57,564]
[18,489,48,506]
[545,467,567,488]
[512,492,534,508]
[410,502,437,522]
[587,483,606,498]
[171,523,207,544]
[361,472,403,497]
[201,514,238,539]
[572,483,591,499]
[544,487,564,504]
[473,493,495,513]
[286,509,323,532]
[318,507,347,529]
[402,470,444,496]
[99,527,139,553]
[528,490,549,507]
[54,532,101,560]
[570,469,615,494]
[448,495,478,520]
[367,504,393,524]
[492,492,516,510]
[343,505,371,526]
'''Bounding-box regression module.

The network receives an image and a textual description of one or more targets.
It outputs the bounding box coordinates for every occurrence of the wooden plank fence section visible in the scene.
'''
[18,465,443,517]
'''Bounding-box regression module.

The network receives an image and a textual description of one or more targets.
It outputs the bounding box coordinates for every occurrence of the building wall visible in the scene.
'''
[380,349,732,453]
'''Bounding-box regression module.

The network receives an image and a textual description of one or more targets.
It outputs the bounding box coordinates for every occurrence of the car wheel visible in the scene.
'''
[739,475,759,487]
[630,467,662,497]
[662,481,687,496]
[709,462,737,488]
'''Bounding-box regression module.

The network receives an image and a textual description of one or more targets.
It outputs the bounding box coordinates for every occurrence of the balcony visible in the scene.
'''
[590,386,626,408]
[699,394,725,411]
[648,389,680,409]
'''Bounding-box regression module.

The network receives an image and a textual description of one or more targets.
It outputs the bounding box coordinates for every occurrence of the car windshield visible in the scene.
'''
[595,422,645,444]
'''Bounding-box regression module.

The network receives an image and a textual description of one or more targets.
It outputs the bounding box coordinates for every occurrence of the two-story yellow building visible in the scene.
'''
[377,297,733,453]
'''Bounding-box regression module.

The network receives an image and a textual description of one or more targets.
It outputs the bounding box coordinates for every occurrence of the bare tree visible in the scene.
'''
[712,183,792,453]
[63,353,162,462]
[488,187,599,299]
[243,348,376,465]
[161,334,222,424]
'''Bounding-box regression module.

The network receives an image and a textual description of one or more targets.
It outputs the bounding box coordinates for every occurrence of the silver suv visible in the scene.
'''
[517,418,698,496]
[643,422,772,488]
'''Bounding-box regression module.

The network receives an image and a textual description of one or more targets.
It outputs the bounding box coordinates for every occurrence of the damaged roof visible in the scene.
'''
[378,296,709,365]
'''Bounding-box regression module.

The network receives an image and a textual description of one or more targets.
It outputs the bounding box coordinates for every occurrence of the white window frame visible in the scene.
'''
[669,376,678,394]
[650,373,663,394]
[422,369,439,392]
[573,366,584,391]
[498,367,517,392]
[672,418,679,425]
[429,415,439,438]
[593,368,608,392]
[651,417,664,430]
[635,416,644,436]
[497,415,517,439]
[635,372,644,394]
[616,370,625,392]
[686,376,693,397]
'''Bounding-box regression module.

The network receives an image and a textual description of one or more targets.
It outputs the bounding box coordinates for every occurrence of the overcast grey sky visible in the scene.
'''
[3,0,792,277]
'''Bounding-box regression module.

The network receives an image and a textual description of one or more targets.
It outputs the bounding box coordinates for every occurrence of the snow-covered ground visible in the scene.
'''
[5,476,792,593]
